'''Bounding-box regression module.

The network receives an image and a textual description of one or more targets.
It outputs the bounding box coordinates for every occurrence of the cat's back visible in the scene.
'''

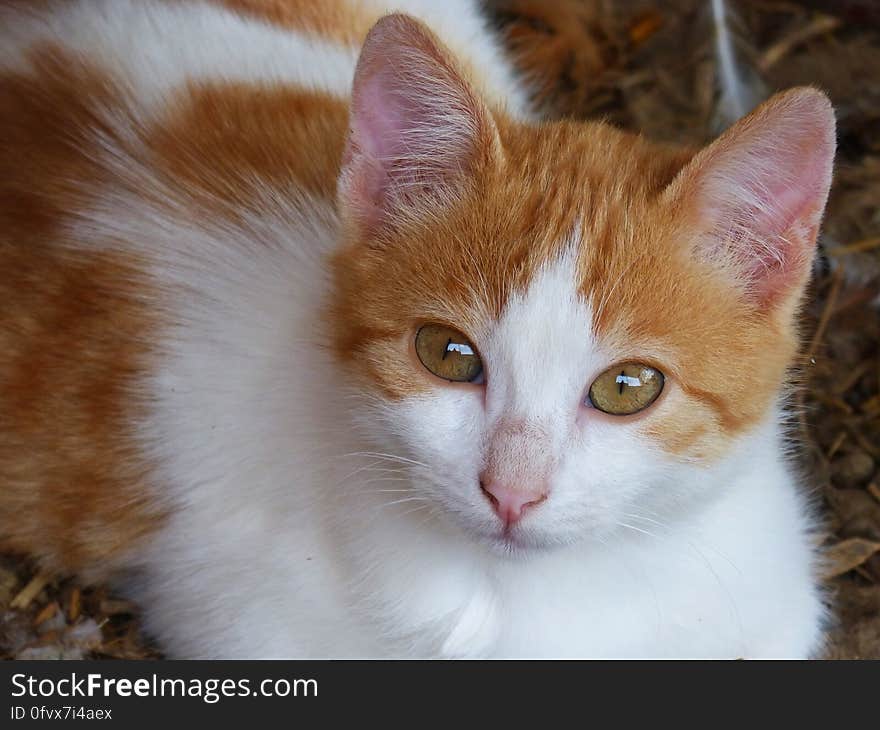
[0,0,528,289]
[0,0,525,113]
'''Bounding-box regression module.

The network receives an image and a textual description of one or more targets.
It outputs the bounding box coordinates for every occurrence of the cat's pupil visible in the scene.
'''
[442,338,452,360]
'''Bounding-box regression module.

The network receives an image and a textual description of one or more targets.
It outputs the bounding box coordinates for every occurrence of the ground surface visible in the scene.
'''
[1,0,878,659]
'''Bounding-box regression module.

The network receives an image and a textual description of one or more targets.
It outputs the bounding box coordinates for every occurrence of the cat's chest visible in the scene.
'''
[373,531,756,658]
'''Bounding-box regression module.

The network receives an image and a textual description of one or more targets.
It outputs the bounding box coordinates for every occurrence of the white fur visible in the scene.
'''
[1,0,824,657]
[0,0,530,117]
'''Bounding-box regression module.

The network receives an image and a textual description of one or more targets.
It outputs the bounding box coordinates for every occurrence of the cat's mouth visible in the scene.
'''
[480,523,562,557]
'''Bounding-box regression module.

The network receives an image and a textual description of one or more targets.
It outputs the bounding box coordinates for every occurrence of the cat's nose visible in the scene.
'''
[480,480,547,527]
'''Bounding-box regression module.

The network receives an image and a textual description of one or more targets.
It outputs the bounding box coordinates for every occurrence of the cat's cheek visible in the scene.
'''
[641,385,733,462]
[552,400,682,535]
[385,389,486,487]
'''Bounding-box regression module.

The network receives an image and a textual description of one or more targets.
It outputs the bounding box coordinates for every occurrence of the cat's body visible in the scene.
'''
[0,0,835,657]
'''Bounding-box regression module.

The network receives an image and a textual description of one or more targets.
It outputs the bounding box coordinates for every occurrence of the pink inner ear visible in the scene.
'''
[685,88,836,305]
[350,71,408,214]
[358,63,428,168]
[711,151,825,289]
[352,69,462,214]
[339,14,491,232]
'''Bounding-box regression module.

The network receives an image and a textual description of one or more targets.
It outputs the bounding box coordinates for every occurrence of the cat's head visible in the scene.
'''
[330,14,835,552]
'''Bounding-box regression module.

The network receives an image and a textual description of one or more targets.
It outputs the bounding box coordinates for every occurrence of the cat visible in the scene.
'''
[0,0,836,658]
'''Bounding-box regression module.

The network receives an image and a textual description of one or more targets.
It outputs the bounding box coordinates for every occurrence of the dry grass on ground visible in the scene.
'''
[1,0,878,659]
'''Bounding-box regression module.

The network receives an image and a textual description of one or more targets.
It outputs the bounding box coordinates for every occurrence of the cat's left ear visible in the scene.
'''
[338,13,501,237]
[664,87,835,308]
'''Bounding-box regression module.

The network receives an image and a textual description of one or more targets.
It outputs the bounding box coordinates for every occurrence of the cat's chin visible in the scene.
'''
[475,525,575,558]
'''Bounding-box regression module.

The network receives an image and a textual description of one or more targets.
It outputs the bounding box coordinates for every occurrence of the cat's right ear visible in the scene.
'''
[663,87,835,310]
[338,14,500,237]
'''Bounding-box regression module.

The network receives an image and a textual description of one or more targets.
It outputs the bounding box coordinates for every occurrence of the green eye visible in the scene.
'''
[415,324,484,383]
[589,362,664,415]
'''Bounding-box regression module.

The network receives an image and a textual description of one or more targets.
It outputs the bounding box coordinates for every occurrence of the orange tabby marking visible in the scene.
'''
[150,83,347,215]
[0,49,164,577]
[214,0,376,44]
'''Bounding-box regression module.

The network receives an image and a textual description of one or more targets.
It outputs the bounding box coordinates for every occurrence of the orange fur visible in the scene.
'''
[0,49,165,578]
[213,0,376,44]
[151,83,347,215]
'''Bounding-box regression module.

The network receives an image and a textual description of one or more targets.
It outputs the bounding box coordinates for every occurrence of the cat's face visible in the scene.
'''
[331,15,835,551]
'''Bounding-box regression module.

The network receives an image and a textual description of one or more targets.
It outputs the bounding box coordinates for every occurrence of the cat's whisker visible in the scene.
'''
[335,458,394,474]
[356,476,412,485]
[337,466,410,486]
[334,459,415,483]
[396,503,433,518]
[341,451,430,469]
[362,488,417,495]
[343,464,411,479]
[620,512,672,530]
[615,521,662,540]
[380,495,430,507]
[340,477,413,494]
[410,505,444,531]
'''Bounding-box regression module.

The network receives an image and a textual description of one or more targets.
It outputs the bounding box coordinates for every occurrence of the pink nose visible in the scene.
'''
[480,480,547,527]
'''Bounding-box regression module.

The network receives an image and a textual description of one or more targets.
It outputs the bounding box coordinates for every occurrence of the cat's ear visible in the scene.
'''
[665,87,835,308]
[338,13,500,235]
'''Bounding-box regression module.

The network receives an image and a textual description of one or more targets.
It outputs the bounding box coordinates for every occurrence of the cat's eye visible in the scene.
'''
[588,362,664,415]
[415,324,484,383]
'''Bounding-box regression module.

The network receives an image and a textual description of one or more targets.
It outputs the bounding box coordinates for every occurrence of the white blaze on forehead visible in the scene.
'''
[484,243,601,428]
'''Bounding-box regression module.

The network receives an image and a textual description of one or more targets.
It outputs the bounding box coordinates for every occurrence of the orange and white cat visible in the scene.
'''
[0,0,835,657]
